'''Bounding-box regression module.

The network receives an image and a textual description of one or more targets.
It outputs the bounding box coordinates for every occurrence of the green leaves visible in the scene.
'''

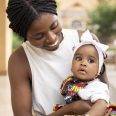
[88,1,116,43]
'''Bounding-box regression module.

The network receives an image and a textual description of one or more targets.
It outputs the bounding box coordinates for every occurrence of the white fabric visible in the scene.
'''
[78,78,109,104]
[22,29,79,115]
[74,30,109,74]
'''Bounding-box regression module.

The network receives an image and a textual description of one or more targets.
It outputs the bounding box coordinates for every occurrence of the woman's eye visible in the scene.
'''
[50,21,58,30]
[34,33,44,40]
[88,59,94,63]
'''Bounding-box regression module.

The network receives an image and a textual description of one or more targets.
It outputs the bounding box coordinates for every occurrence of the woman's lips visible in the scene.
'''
[47,39,59,47]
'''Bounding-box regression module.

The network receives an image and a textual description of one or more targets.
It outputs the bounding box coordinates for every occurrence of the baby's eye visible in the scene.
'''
[75,56,82,61]
[88,59,95,63]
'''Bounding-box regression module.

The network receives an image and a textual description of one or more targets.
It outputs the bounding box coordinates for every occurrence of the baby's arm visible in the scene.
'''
[85,99,108,116]
[78,80,109,116]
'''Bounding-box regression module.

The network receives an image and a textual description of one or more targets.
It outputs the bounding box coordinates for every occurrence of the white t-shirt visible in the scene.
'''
[78,78,109,104]
[22,29,79,115]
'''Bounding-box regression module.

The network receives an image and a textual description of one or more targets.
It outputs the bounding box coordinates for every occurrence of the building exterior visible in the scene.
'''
[58,0,98,29]
[0,0,116,75]
[59,0,116,29]
[0,0,11,75]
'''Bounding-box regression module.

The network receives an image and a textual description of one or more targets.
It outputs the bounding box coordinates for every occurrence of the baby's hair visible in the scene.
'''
[6,0,57,41]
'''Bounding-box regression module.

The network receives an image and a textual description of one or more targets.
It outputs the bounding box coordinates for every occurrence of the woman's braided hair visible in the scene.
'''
[6,0,57,41]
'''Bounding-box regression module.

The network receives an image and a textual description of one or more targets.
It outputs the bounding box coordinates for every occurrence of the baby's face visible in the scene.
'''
[71,44,99,81]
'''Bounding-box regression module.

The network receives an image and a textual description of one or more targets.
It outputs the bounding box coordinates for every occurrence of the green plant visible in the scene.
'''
[88,1,116,44]
[12,32,23,50]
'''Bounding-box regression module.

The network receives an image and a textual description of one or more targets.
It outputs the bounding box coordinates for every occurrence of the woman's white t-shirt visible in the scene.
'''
[22,29,79,115]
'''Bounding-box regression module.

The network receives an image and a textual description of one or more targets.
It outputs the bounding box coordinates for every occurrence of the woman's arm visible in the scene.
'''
[48,100,92,116]
[85,99,108,116]
[8,47,32,116]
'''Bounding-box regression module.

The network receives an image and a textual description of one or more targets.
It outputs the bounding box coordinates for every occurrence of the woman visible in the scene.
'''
[6,0,110,116]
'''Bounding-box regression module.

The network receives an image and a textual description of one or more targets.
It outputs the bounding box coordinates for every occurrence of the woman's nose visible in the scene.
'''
[45,31,56,44]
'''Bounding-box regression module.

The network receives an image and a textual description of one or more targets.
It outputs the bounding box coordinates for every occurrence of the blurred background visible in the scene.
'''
[0,0,116,115]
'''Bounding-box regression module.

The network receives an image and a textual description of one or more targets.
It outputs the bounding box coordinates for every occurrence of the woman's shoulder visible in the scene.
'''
[62,28,79,41]
[62,28,77,34]
[9,46,27,64]
[62,28,86,33]
[8,46,31,78]
[62,28,86,40]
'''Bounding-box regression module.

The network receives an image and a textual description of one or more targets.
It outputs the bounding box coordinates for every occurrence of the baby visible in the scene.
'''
[60,30,110,115]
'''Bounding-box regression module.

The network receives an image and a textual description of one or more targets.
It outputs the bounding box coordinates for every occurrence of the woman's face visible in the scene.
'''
[71,44,99,81]
[27,13,63,51]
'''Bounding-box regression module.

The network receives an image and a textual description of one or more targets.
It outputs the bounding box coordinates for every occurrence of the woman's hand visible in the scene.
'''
[68,100,92,115]
[64,104,112,116]
[48,100,92,116]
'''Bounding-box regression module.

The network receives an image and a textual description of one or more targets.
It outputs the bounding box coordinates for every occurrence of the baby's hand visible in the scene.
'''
[105,108,112,116]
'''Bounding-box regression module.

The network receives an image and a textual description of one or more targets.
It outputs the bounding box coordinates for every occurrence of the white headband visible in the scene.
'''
[74,30,109,74]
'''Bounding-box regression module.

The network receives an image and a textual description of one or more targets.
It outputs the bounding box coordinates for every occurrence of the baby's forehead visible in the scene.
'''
[80,44,94,47]
[75,44,99,56]
[77,44,96,51]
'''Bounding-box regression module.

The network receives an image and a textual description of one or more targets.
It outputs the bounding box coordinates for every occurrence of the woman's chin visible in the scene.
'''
[43,40,62,51]
[44,45,59,51]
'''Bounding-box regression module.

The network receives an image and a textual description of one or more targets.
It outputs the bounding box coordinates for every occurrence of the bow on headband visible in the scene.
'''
[80,30,109,55]
[74,30,109,74]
